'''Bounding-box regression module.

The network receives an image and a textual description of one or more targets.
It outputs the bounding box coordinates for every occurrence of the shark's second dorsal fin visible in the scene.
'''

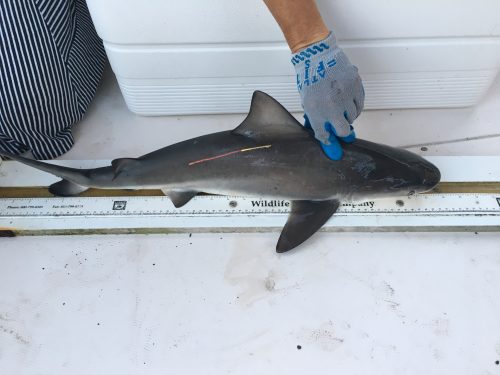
[111,158,140,179]
[232,91,309,140]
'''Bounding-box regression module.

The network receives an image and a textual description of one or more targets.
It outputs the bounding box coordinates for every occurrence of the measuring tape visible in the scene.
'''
[1,193,499,234]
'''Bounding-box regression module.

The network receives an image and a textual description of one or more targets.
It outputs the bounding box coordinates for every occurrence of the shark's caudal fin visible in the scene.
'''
[232,91,310,141]
[277,199,340,253]
[0,151,90,194]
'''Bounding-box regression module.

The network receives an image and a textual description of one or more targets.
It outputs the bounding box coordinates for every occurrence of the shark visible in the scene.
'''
[0,91,441,252]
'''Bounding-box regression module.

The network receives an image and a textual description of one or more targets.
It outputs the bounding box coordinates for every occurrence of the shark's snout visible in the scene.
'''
[410,160,441,193]
[381,157,441,196]
[422,162,441,190]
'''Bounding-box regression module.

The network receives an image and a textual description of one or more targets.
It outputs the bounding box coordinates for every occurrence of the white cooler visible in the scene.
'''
[86,0,500,115]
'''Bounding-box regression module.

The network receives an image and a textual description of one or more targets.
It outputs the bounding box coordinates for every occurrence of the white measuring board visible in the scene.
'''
[1,194,499,233]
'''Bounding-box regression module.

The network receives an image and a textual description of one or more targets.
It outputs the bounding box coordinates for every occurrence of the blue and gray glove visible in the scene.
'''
[292,31,365,160]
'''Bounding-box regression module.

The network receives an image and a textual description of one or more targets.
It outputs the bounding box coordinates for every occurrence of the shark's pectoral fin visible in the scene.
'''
[276,199,340,253]
[49,179,88,196]
[162,189,198,208]
[111,158,140,179]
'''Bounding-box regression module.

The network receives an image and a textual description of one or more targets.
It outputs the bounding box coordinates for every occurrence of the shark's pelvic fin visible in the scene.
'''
[232,91,309,141]
[163,189,198,208]
[276,199,340,253]
[49,179,89,196]
[111,158,140,179]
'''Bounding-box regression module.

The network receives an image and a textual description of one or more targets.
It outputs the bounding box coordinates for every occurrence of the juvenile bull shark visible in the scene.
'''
[1,91,440,252]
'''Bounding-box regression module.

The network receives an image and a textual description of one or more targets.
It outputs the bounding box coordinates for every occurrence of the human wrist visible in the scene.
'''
[287,26,330,53]
[291,31,337,67]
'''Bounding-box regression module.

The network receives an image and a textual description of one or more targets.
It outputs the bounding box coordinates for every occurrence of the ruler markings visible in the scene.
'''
[1,193,499,217]
[1,193,499,234]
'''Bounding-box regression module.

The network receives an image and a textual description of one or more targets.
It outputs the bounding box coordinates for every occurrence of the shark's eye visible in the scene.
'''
[408,190,416,197]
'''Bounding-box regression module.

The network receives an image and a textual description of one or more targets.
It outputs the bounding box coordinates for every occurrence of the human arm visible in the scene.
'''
[263,0,329,53]
[263,0,365,159]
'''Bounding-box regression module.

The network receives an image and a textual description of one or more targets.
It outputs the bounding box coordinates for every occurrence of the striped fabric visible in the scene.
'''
[0,0,106,159]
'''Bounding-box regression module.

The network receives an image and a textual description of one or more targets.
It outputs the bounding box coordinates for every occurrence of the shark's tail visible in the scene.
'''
[1,152,90,196]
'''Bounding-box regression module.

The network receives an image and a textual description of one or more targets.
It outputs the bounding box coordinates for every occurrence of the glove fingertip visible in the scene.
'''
[320,129,343,160]
[324,121,336,135]
[303,114,312,130]
[320,141,343,160]
[340,126,356,143]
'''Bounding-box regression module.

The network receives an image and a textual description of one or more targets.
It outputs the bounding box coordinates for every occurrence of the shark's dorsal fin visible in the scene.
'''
[232,91,309,140]
[111,158,140,179]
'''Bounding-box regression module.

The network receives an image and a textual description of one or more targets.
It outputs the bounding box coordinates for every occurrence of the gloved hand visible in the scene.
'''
[292,31,365,160]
